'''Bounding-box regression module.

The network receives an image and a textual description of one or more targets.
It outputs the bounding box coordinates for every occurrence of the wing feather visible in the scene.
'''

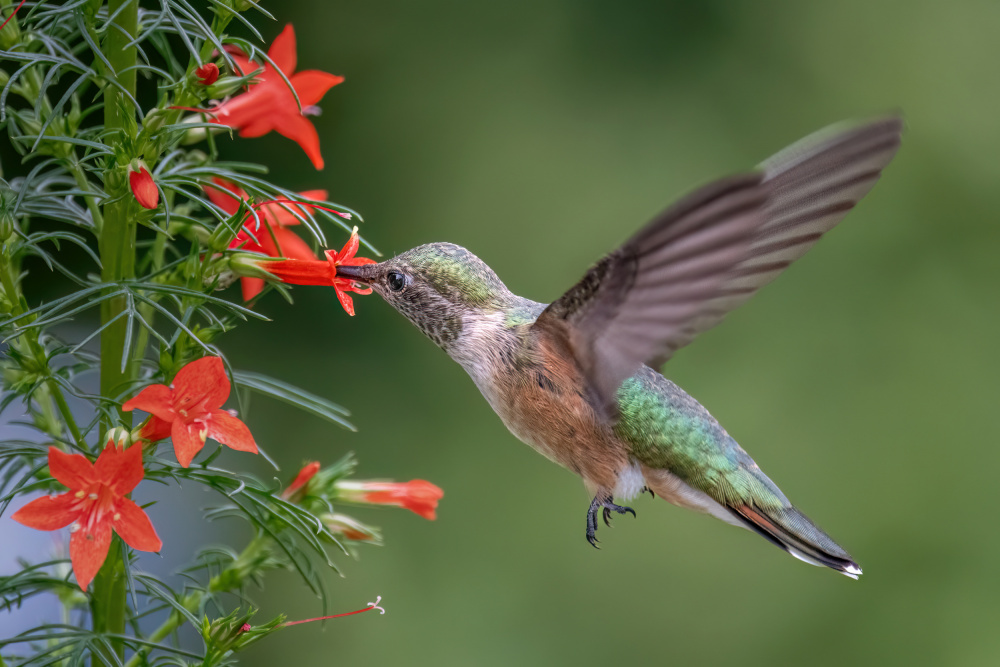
[534,116,903,418]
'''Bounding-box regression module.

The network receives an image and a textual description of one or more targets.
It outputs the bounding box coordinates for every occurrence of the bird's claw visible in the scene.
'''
[602,504,636,527]
[586,494,635,547]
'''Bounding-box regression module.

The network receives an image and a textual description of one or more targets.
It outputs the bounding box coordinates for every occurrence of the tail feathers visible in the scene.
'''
[730,503,862,579]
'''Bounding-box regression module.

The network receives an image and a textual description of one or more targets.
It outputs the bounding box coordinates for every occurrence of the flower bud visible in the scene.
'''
[204,75,248,99]
[335,479,444,520]
[195,62,220,86]
[322,513,382,544]
[0,207,14,242]
[227,251,277,280]
[282,461,320,502]
[105,428,132,450]
[128,163,159,209]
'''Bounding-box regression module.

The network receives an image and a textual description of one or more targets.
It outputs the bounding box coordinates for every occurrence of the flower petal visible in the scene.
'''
[213,89,273,134]
[12,493,79,531]
[259,258,336,286]
[334,285,356,316]
[337,227,360,262]
[290,70,344,107]
[94,442,144,496]
[273,113,324,169]
[205,410,258,454]
[227,49,255,78]
[113,498,162,552]
[171,420,206,468]
[122,384,175,422]
[47,447,96,490]
[139,415,173,442]
[236,113,276,138]
[204,178,246,216]
[172,356,230,413]
[259,191,328,227]
[268,24,298,76]
[271,226,318,260]
[69,521,112,591]
[240,277,266,301]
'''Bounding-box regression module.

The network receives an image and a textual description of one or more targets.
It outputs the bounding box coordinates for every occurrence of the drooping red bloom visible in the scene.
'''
[259,227,376,315]
[335,479,444,520]
[210,25,344,169]
[12,443,162,591]
[205,178,327,300]
[129,166,159,209]
[123,356,257,467]
[281,461,320,500]
[195,62,220,85]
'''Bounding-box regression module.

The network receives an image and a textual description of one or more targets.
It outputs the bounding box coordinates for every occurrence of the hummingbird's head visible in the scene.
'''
[337,242,514,350]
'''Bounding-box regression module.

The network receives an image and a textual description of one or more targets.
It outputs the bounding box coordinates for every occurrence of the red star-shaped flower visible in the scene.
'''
[257,227,375,315]
[205,178,326,300]
[12,443,162,590]
[123,356,257,467]
[211,25,344,170]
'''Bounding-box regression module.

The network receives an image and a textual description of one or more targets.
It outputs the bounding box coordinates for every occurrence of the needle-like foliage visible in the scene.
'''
[0,1,441,664]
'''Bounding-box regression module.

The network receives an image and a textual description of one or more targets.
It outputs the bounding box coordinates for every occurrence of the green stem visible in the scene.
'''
[49,383,84,445]
[67,157,105,234]
[93,0,138,662]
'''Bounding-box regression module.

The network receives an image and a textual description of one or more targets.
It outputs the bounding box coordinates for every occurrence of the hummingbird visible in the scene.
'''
[337,116,902,578]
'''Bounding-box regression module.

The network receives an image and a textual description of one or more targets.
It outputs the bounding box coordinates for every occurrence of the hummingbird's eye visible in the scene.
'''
[387,271,406,292]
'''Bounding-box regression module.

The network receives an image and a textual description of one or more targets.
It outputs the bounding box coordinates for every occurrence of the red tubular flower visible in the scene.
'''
[129,166,159,209]
[122,356,257,467]
[259,227,376,315]
[205,178,327,300]
[12,443,162,591]
[195,62,220,85]
[210,25,344,169]
[336,479,444,520]
[281,461,320,500]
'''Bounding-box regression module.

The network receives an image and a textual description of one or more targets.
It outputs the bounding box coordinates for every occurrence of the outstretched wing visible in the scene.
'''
[533,116,903,418]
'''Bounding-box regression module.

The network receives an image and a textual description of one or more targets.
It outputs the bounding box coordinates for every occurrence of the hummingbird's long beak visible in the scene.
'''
[335,263,371,283]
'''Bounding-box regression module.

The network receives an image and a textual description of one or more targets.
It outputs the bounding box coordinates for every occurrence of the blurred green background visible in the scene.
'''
[219,1,999,665]
[60,0,1000,664]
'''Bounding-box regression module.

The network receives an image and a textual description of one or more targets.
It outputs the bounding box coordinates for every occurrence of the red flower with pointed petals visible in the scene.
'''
[12,443,162,590]
[123,356,257,467]
[336,479,444,520]
[210,25,344,169]
[195,62,220,85]
[205,178,328,300]
[259,227,375,315]
[129,166,159,209]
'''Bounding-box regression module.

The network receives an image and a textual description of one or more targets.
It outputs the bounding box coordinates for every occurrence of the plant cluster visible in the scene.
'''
[0,1,442,664]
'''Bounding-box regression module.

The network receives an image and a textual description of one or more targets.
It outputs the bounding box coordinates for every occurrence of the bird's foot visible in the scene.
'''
[586,494,636,548]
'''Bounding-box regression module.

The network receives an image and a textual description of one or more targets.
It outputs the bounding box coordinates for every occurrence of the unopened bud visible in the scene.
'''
[0,207,14,241]
[105,428,132,450]
[227,252,276,280]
